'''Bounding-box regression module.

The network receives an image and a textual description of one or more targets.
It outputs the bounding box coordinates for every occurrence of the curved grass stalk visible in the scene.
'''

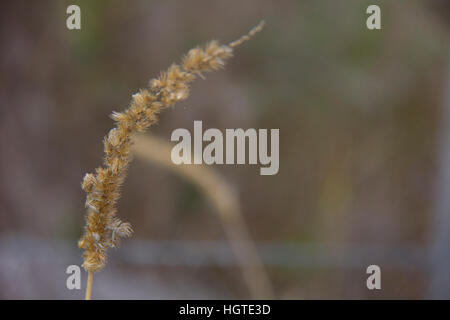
[132,134,273,299]
[79,21,265,299]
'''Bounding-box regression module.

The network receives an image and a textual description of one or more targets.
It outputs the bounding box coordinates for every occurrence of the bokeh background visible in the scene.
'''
[1,0,450,299]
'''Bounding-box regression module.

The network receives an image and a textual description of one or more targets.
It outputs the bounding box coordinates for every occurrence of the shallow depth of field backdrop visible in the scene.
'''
[0,0,450,299]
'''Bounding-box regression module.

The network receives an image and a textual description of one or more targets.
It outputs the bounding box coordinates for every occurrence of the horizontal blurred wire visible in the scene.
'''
[0,235,427,270]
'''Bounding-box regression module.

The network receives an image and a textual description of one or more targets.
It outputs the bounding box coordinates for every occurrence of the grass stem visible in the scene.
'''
[85,271,93,300]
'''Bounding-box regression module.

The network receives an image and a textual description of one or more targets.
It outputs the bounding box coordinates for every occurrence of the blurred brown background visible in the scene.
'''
[0,0,449,299]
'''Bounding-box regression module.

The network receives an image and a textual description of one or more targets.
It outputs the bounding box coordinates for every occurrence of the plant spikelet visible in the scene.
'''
[78,21,264,273]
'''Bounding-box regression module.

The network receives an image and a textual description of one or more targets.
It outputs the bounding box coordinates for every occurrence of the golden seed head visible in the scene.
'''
[79,21,264,273]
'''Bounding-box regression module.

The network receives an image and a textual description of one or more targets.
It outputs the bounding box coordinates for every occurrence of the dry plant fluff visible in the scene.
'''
[78,21,265,294]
